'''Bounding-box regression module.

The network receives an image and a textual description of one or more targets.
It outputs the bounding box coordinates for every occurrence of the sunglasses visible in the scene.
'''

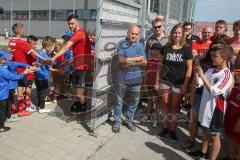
[154,25,162,29]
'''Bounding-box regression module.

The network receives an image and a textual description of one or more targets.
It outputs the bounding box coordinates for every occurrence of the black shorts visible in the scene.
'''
[18,77,34,88]
[65,70,93,88]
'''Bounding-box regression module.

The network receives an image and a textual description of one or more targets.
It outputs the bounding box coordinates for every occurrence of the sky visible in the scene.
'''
[194,0,240,22]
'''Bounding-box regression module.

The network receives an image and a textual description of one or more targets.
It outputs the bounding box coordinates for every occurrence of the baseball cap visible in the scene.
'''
[0,49,12,60]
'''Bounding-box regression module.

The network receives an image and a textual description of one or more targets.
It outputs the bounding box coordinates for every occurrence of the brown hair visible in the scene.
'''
[42,36,54,48]
[168,23,186,47]
[183,21,193,28]
[12,23,24,34]
[210,43,233,61]
[215,20,227,26]
[27,35,38,43]
[233,20,240,30]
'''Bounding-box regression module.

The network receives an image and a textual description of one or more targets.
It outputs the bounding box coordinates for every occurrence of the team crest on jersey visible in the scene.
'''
[9,42,16,46]
[213,78,219,84]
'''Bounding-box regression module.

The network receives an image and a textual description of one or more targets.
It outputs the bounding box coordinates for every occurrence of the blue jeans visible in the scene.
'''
[114,83,141,124]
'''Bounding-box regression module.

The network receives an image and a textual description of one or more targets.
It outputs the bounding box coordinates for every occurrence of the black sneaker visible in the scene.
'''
[169,130,178,142]
[0,126,11,132]
[158,128,169,138]
[125,123,136,132]
[188,150,208,159]
[112,123,120,133]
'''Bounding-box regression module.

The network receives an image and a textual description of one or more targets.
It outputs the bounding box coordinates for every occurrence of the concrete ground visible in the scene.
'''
[0,97,228,160]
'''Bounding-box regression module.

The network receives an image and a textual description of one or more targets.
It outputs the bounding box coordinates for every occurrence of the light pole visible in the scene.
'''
[48,0,52,36]
[28,0,31,35]
[10,0,13,38]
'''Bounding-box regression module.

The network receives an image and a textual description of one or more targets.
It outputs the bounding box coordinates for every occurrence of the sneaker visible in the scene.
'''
[38,108,51,114]
[26,107,37,113]
[125,122,136,132]
[112,123,120,133]
[6,116,19,122]
[158,128,169,138]
[18,110,32,117]
[188,150,208,159]
[152,119,158,128]
[53,99,57,103]
[169,130,178,142]
[45,96,52,105]
[140,114,149,122]
[0,126,11,132]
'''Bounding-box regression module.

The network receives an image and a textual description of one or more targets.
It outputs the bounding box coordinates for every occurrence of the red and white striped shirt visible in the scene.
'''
[197,68,233,129]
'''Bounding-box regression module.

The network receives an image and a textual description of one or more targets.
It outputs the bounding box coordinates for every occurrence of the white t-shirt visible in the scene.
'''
[197,68,233,129]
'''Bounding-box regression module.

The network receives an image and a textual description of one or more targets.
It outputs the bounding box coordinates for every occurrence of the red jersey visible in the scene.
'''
[228,37,240,63]
[69,29,93,71]
[8,38,34,80]
[192,40,211,57]
[145,58,160,88]
[51,51,64,63]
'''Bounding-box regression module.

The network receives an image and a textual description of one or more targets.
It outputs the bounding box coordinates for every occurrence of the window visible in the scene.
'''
[31,10,49,20]
[150,0,159,13]
[169,0,180,20]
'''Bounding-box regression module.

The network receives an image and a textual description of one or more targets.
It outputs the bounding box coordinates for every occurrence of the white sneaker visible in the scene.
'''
[26,107,37,112]
[152,120,158,128]
[6,116,19,122]
[45,101,52,105]
[38,108,51,114]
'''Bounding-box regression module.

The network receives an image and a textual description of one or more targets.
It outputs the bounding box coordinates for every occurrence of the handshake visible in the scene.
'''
[24,66,40,74]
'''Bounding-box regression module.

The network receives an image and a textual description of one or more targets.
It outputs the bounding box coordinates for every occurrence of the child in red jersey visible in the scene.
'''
[8,23,50,117]
[223,69,240,160]
[24,35,39,112]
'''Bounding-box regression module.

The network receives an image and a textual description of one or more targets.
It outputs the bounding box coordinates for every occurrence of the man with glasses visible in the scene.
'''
[183,22,200,46]
[144,17,168,127]
[145,17,168,58]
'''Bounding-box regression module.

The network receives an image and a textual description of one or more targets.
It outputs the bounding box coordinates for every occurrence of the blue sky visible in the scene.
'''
[194,0,240,22]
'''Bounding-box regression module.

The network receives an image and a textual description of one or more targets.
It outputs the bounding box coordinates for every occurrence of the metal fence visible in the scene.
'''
[87,0,143,135]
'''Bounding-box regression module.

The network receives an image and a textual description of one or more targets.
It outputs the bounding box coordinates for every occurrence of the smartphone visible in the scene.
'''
[195,58,200,66]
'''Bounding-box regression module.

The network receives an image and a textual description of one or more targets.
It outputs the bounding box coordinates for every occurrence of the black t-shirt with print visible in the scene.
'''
[160,44,193,85]
[186,34,201,46]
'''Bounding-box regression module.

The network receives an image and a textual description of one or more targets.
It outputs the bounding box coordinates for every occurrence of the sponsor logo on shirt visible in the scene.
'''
[166,52,183,62]
[9,42,16,46]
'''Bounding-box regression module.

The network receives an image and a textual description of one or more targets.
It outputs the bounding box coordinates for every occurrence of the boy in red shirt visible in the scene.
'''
[8,23,50,117]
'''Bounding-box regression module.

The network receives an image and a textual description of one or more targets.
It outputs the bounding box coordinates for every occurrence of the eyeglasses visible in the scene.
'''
[154,25,162,29]
[202,32,211,34]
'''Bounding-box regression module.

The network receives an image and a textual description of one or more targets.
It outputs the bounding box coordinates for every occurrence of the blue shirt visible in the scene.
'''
[64,49,72,73]
[0,65,25,100]
[35,49,51,80]
[6,61,29,89]
[117,39,146,84]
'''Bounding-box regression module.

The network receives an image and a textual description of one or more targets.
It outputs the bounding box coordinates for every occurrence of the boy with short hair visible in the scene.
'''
[8,23,50,117]
[192,44,233,160]
[35,36,54,113]
[23,35,39,112]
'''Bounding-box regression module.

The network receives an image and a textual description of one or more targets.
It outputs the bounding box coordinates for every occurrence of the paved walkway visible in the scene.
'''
[0,100,196,160]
